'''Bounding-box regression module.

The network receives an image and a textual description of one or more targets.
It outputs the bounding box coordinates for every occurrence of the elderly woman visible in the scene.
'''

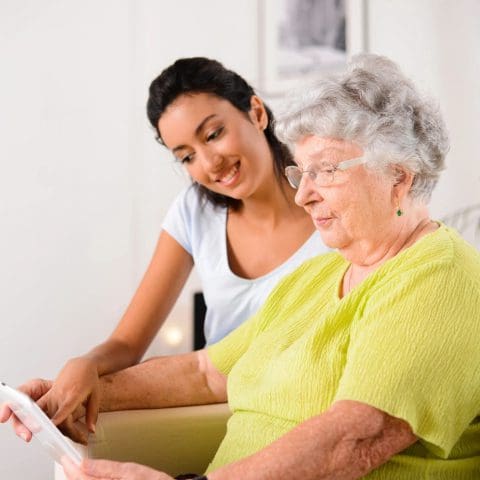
[4,54,480,479]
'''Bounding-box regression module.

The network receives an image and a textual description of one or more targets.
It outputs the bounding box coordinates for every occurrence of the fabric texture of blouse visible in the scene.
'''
[162,185,328,344]
[206,224,480,478]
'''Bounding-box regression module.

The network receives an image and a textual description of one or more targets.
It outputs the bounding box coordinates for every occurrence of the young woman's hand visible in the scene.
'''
[38,356,101,437]
[61,457,175,480]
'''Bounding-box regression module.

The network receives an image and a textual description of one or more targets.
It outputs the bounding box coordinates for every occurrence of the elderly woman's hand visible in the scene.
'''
[0,378,53,442]
[61,457,175,480]
[0,377,90,445]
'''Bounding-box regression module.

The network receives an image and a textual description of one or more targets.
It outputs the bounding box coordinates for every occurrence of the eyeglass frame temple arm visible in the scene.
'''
[337,156,367,171]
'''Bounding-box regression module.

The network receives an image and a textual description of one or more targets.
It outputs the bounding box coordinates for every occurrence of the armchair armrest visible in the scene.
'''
[54,403,231,479]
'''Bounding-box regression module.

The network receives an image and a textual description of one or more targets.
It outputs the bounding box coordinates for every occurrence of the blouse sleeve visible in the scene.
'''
[335,262,480,458]
[206,307,264,376]
[205,258,319,375]
[161,186,196,255]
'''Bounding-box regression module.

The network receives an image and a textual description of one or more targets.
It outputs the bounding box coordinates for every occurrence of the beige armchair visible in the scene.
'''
[54,403,231,479]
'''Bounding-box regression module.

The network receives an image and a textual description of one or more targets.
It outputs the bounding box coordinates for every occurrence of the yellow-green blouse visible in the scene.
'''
[206,225,480,478]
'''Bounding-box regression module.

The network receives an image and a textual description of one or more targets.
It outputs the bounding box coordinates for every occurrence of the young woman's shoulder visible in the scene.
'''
[170,184,223,217]
[162,184,226,256]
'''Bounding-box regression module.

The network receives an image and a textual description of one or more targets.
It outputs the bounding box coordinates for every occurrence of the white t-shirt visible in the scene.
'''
[162,185,329,344]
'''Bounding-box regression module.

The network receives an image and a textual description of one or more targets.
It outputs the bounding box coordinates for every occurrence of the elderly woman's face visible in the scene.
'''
[294,136,395,251]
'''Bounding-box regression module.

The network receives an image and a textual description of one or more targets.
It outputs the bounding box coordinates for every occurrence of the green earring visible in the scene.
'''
[396,207,403,217]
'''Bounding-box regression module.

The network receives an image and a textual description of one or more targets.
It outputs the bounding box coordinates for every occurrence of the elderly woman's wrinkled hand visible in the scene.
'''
[0,378,53,442]
[0,377,90,445]
[61,457,175,480]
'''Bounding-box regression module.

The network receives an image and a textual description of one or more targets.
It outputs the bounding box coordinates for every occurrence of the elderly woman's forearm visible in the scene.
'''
[98,350,227,412]
[208,400,417,480]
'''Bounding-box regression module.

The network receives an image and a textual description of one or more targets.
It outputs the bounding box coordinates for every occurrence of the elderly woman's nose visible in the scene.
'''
[294,176,317,207]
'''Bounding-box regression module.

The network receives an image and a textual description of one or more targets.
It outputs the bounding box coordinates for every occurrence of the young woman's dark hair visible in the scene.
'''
[147,57,294,210]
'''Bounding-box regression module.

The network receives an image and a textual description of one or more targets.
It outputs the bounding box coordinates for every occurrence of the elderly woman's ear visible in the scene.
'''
[391,166,415,202]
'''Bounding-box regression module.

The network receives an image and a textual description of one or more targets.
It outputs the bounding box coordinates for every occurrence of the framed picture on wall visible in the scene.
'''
[257,0,367,96]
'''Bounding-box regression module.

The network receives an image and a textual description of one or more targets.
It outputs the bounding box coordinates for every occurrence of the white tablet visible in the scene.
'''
[0,382,83,465]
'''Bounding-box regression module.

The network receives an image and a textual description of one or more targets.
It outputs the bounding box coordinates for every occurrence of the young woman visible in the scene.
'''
[10,58,327,442]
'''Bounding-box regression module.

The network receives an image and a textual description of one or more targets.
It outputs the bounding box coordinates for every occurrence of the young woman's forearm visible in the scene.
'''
[98,350,227,412]
[84,231,195,376]
[80,339,145,377]
[36,232,194,438]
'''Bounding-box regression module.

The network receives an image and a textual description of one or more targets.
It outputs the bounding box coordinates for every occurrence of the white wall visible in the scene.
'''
[1,1,133,477]
[365,0,480,220]
[0,1,258,478]
[0,1,478,478]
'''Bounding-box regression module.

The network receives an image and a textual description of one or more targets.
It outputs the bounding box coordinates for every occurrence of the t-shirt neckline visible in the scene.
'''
[222,208,320,283]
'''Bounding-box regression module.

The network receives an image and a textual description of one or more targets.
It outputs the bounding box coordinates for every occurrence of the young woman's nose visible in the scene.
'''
[200,148,224,171]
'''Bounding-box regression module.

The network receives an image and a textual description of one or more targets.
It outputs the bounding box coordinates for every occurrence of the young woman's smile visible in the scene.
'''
[215,161,240,186]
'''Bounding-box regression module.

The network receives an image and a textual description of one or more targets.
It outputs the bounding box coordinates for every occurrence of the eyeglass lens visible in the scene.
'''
[286,166,334,189]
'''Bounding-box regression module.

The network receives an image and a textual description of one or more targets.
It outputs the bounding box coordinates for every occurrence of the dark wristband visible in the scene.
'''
[175,475,208,480]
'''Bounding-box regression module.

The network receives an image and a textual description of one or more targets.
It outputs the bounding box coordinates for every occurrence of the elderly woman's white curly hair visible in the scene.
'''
[275,54,450,202]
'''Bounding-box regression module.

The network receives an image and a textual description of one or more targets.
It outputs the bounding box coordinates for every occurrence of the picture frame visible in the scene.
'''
[257,0,368,97]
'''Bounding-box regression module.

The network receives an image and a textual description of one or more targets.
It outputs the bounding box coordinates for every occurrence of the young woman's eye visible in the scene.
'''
[177,153,194,164]
[206,127,224,142]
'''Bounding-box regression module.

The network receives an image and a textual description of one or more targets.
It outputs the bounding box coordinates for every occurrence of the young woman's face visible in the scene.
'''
[158,93,273,200]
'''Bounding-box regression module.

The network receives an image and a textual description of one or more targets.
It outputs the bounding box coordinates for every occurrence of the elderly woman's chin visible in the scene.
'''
[312,220,348,249]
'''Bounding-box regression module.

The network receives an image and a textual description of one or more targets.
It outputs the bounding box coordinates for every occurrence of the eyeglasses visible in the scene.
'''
[284,156,367,189]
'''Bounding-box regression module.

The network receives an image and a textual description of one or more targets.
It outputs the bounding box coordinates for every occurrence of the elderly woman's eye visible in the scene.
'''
[320,164,336,174]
